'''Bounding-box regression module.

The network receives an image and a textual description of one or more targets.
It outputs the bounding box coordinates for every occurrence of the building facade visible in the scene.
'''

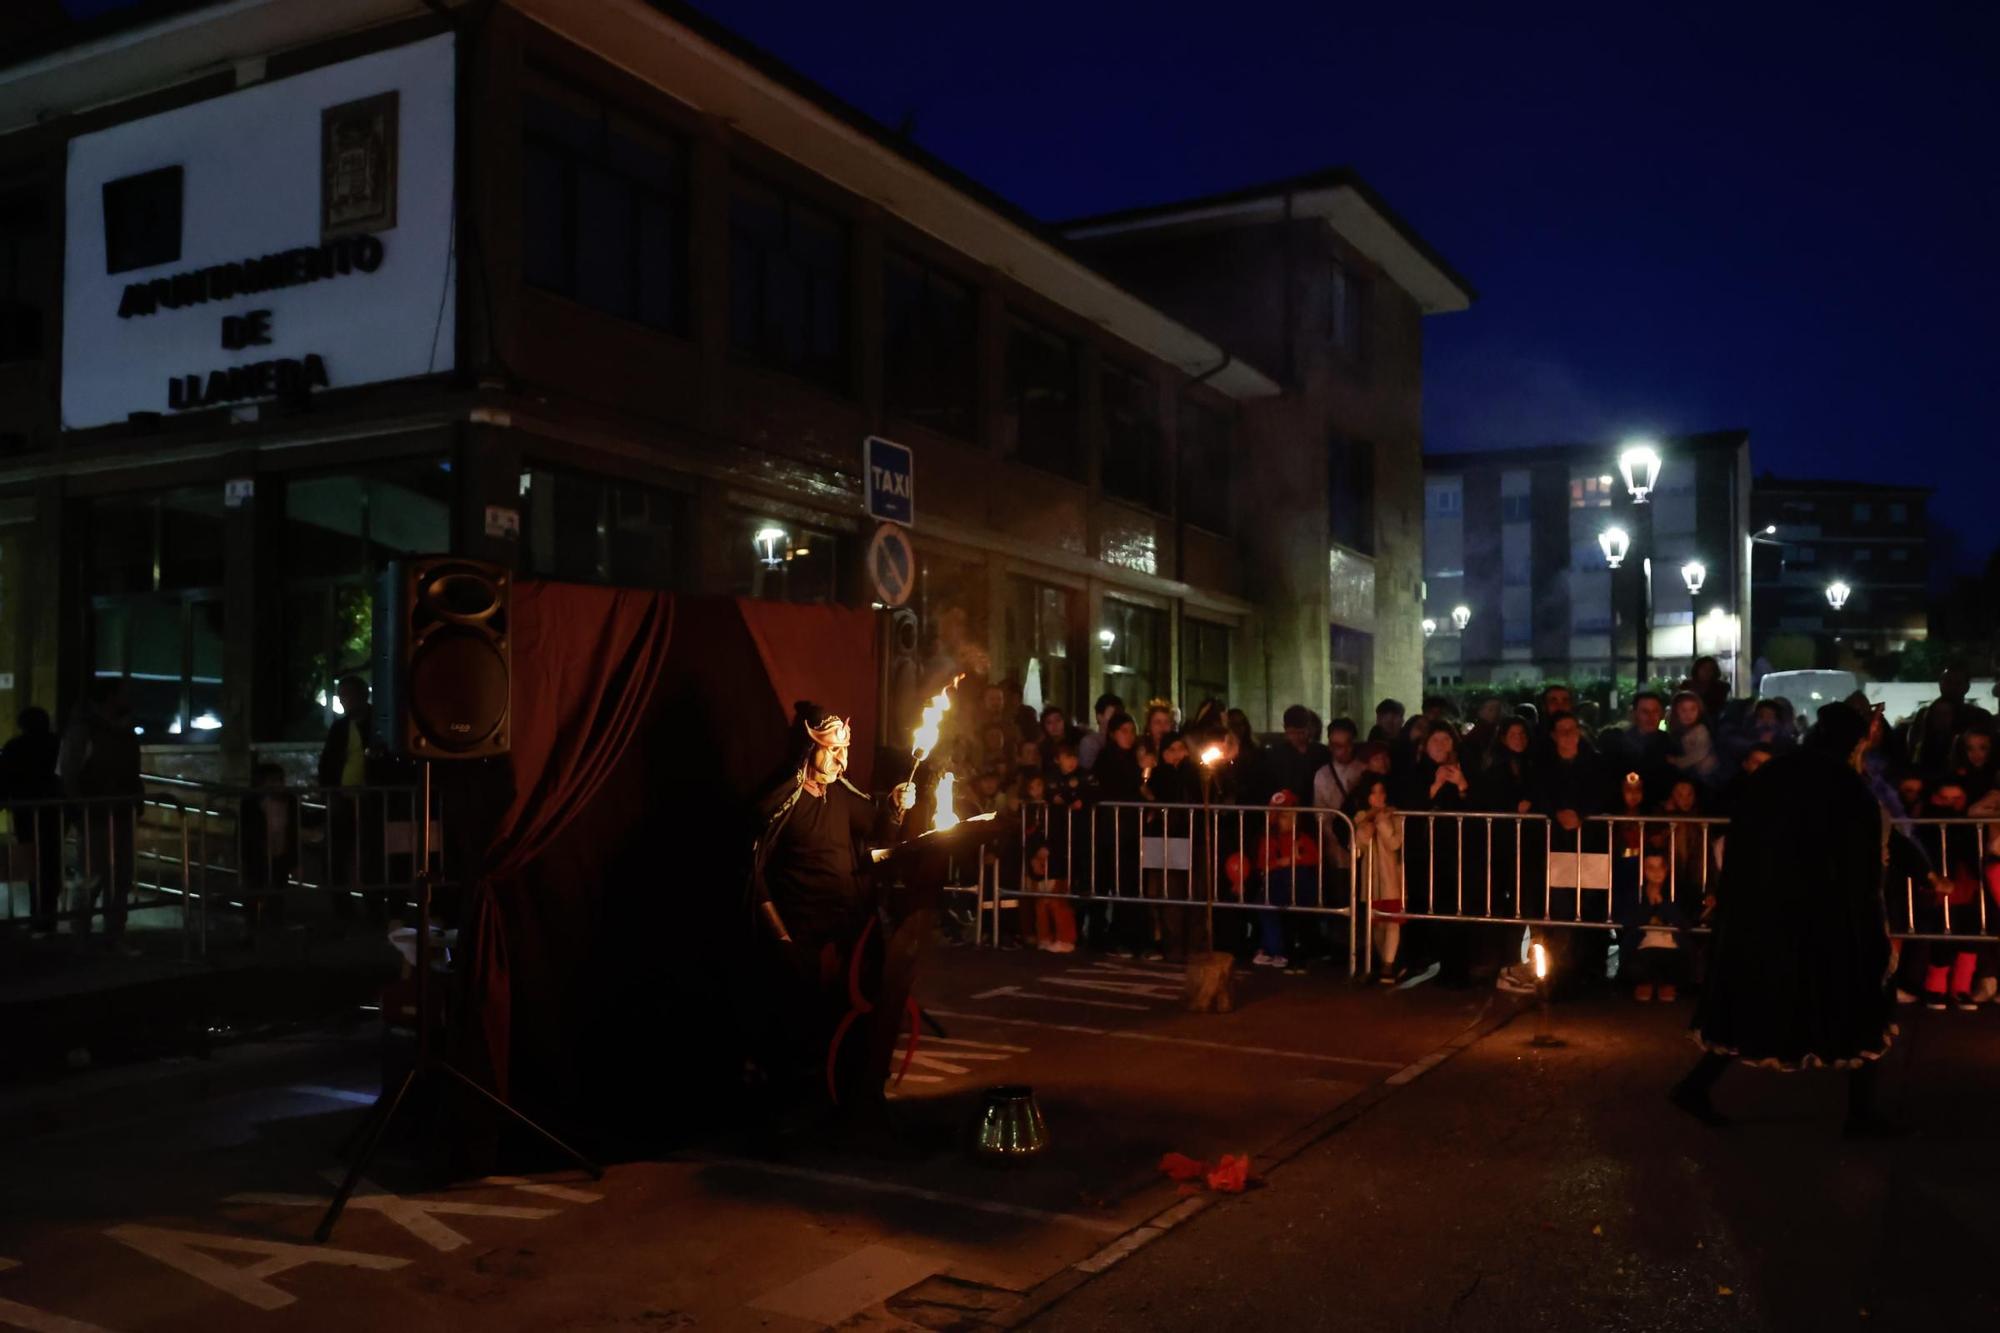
[1422,431,1753,695]
[0,0,1468,781]
[1749,476,1930,672]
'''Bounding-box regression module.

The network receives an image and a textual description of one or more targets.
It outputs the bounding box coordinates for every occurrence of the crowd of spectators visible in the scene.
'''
[920,659,2000,1006]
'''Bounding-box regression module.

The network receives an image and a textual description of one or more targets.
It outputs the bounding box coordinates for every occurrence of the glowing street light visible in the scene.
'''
[1422,618,1438,639]
[1680,560,1707,595]
[1450,605,1472,631]
[1618,442,1662,503]
[1598,526,1631,570]
[1825,580,1852,611]
[753,525,789,568]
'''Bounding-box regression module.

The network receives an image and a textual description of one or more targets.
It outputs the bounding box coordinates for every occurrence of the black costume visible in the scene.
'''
[1676,706,1897,1131]
[747,704,912,1115]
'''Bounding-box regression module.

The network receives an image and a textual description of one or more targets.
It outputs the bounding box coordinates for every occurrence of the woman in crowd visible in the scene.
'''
[1472,717,1537,924]
[1348,774,1407,984]
[1088,712,1146,954]
[1138,702,1178,771]
[1948,726,1997,804]
[1681,655,1731,720]
[1397,726,1472,984]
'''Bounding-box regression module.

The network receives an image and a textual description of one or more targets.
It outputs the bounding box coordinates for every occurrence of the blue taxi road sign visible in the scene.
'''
[865,435,913,526]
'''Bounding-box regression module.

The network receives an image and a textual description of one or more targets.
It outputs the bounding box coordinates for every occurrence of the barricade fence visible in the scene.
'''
[964,802,1996,973]
[3,777,442,957]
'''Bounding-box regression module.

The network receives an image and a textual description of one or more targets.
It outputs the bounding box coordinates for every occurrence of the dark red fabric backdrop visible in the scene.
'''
[451,587,881,1130]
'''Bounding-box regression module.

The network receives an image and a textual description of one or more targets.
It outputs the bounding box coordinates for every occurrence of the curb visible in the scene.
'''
[991,992,1527,1328]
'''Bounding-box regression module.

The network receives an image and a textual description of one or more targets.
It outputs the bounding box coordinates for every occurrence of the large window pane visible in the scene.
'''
[0,185,47,364]
[883,250,976,439]
[522,77,688,336]
[1183,617,1231,711]
[1004,577,1076,719]
[1005,316,1078,478]
[729,175,849,392]
[1328,434,1376,554]
[1179,402,1233,534]
[1100,597,1167,714]
[730,511,837,604]
[1101,364,1162,510]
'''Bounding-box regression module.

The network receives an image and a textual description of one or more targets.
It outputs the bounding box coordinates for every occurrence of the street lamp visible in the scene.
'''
[1598,526,1631,569]
[1619,442,1662,504]
[753,525,789,568]
[1422,618,1437,639]
[1680,560,1706,595]
[1826,581,1851,611]
[1451,605,1472,632]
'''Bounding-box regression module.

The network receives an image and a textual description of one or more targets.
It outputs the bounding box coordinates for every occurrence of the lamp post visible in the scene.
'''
[1450,605,1472,632]
[1595,441,1664,701]
[1825,580,1852,663]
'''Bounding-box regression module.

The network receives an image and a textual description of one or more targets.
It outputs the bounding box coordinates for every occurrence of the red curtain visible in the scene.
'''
[735,598,881,789]
[457,583,675,1098]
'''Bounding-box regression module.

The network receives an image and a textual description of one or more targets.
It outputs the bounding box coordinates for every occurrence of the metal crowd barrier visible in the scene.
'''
[968,800,1997,976]
[990,798,1360,970]
[3,778,440,959]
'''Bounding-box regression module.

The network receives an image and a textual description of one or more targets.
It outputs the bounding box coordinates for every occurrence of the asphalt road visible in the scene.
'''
[1,947,1995,1331]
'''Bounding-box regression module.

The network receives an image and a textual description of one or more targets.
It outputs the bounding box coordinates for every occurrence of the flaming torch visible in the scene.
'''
[907,674,964,786]
[1529,939,1564,1047]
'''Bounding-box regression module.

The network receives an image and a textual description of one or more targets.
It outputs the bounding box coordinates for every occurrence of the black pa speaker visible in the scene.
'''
[373,556,512,759]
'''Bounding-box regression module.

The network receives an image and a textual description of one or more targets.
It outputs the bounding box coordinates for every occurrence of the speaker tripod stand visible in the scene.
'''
[316,761,602,1243]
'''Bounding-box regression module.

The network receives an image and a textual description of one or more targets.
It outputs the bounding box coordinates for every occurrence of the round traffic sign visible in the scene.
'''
[866,522,916,608]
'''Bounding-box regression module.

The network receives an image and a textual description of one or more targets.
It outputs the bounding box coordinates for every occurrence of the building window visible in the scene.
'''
[1328,435,1376,554]
[1330,627,1370,725]
[729,174,849,391]
[1426,481,1461,517]
[1004,315,1080,478]
[1100,363,1163,510]
[1003,578,1078,720]
[520,467,681,589]
[1326,259,1364,359]
[1178,401,1233,534]
[1501,494,1532,523]
[1855,547,1872,562]
[1888,502,1908,523]
[1889,547,1908,562]
[280,461,453,741]
[732,513,837,603]
[101,165,182,275]
[1183,618,1231,712]
[87,488,227,742]
[1853,501,1873,523]
[1100,597,1167,714]
[1569,474,1614,509]
[1791,545,1817,566]
[0,186,46,363]
[522,79,690,335]
[883,250,976,439]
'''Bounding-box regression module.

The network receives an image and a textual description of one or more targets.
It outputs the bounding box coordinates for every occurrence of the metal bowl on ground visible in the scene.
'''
[968,1084,1048,1164]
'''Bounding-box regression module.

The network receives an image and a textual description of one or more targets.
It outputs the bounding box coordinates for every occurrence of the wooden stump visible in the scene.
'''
[1184,950,1235,1014]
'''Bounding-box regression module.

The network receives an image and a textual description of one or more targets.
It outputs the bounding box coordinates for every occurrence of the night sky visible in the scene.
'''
[55,2,2000,568]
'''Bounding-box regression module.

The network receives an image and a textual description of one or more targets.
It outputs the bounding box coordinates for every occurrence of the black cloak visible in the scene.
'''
[1693,709,1894,1069]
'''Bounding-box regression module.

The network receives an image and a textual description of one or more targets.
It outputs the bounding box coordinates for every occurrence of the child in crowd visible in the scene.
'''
[1023,837,1076,953]
[1223,790,1320,970]
[1622,850,1688,1002]
[1349,774,1406,984]
[1658,777,1710,899]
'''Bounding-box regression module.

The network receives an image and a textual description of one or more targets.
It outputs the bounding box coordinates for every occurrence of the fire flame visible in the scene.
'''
[1531,941,1548,981]
[931,772,960,833]
[910,673,964,765]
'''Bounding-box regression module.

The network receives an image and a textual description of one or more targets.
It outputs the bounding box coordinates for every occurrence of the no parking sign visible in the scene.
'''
[866,523,916,608]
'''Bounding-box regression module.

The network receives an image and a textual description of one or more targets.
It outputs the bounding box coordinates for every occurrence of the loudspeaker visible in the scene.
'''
[373,556,511,759]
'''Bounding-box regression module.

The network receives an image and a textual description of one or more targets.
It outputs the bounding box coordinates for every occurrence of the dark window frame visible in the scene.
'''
[882,248,977,440]
[0,183,46,363]
[519,464,684,590]
[1100,361,1164,511]
[728,171,851,393]
[521,73,691,337]
[1005,314,1081,479]
[1327,434,1376,555]
[101,165,183,275]
[1178,400,1234,535]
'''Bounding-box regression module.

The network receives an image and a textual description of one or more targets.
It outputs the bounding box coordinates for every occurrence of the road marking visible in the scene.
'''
[0,1298,117,1333]
[223,1174,557,1252]
[921,1036,1030,1052]
[693,1156,1125,1235]
[288,1085,377,1106]
[477,1176,604,1204]
[104,1224,408,1312]
[748,1243,940,1325]
[1386,1051,1450,1086]
[924,1009,1406,1069]
[1074,1226,1164,1274]
[1043,977,1183,1000]
[970,985,1147,1011]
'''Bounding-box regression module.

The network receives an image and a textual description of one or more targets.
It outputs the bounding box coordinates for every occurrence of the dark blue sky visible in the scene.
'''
[58,2,1998,564]
[695,2,1997,566]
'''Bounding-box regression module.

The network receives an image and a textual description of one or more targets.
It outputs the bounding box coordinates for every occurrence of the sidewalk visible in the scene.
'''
[1024,996,2000,1332]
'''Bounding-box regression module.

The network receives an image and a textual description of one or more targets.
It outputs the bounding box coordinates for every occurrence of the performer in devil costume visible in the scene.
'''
[747,702,916,1122]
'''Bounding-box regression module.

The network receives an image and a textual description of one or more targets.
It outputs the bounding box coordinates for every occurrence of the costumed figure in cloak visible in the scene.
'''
[1672,703,1902,1136]
[747,703,917,1126]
